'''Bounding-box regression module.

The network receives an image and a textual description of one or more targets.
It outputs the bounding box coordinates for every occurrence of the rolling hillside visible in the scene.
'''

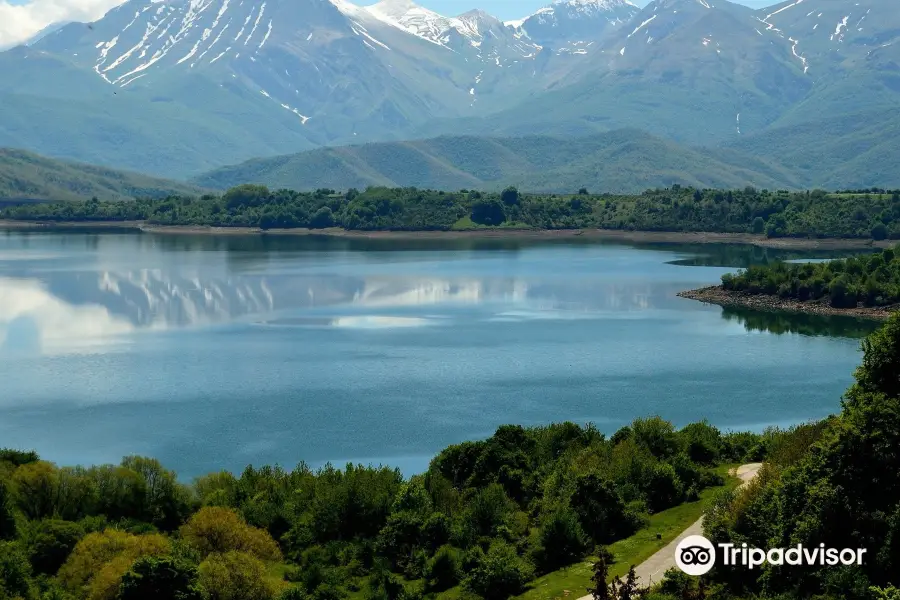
[191,129,804,193]
[0,148,205,201]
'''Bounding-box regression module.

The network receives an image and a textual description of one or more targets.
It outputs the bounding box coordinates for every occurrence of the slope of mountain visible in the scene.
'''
[419,0,814,144]
[0,148,205,201]
[726,107,900,189]
[190,129,803,193]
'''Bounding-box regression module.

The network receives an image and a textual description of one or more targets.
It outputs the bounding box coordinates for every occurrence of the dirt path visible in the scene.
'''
[576,463,763,598]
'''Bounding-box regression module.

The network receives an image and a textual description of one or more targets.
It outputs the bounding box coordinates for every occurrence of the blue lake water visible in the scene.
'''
[0,232,878,479]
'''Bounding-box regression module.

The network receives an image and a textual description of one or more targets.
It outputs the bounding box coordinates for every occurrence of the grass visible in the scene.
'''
[514,464,741,600]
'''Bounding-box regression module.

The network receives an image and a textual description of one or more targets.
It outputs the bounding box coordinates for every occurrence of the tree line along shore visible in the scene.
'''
[679,244,900,320]
[3,313,900,600]
[2,185,900,241]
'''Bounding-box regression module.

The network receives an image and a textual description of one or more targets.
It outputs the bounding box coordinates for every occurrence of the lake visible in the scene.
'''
[0,232,879,479]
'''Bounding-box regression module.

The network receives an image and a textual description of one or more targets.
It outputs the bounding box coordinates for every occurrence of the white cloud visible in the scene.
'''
[0,0,126,48]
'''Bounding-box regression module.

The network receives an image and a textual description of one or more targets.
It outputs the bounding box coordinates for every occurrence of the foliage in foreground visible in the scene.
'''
[3,185,900,239]
[0,410,798,600]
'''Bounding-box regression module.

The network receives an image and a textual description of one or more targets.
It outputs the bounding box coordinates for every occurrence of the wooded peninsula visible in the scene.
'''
[680,245,900,319]
[2,185,900,241]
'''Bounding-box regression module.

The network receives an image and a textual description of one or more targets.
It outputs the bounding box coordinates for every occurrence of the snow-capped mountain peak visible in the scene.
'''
[362,0,458,46]
[508,0,640,49]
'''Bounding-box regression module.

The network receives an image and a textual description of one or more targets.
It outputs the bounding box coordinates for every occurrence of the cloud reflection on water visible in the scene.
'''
[0,267,705,355]
[0,278,134,355]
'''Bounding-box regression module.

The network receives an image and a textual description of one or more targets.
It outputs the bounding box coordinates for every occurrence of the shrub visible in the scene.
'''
[463,542,533,600]
[424,545,462,592]
[197,551,275,600]
[179,507,281,561]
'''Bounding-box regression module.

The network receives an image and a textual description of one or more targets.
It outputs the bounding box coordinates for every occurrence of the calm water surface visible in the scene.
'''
[0,232,879,478]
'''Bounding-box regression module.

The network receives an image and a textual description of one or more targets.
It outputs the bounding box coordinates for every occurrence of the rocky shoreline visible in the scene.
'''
[678,286,899,321]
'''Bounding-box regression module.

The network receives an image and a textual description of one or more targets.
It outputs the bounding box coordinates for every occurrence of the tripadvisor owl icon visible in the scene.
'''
[675,535,716,576]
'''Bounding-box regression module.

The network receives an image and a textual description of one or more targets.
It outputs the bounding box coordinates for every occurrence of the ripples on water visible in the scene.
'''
[0,232,879,477]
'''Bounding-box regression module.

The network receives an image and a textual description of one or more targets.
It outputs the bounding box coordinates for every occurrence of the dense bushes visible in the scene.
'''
[722,245,900,307]
[692,313,900,600]
[4,186,900,239]
[0,415,803,600]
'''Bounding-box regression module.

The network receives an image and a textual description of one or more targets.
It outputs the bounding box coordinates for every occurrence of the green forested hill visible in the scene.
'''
[0,148,206,201]
[191,130,803,194]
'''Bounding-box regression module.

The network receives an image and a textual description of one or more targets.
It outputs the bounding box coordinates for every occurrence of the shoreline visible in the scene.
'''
[0,220,893,249]
[678,286,898,321]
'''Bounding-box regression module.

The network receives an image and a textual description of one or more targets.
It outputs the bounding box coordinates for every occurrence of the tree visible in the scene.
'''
[608,566,647,600]
[197,551,275,600]
[424,546,461,592]
[0,479,15,541]
[570,475,632,544]
[0,541,33,600]
[631,417,679,459]
[829,275,856,308]
[578,188,589,196]
[26,519,85,574]
[463,542,533,600]
[470,199,505,226]
[586,556,611,600]
[118,556,202,600]
[310,207,335,229]
[179,507,281,561]
[58,530,171,599]
[223,185,270,210]
[531,507,589,573]
[752,217,765,234]
[11,460,59,520]
[872,223,889,241]
[500,187,520,206]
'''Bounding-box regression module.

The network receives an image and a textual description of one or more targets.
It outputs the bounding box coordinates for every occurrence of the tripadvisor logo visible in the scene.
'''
[675,535,867,576]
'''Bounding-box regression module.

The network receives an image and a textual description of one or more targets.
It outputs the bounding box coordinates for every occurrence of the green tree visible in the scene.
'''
[310,207,335,229]
[117,556,202,600]
[0,479,15,541]
[586,557,611,600]
[500,187,520,206]
[531,507,588,573]
[223,185,270,210]
[0,541,33,600]
[25,519,85,575]
[752,216,765,234]
[470,199,506,226]
[464,542,533,600]
[424,546,461,592]
[570,475,634,544]
[197,551,275,600]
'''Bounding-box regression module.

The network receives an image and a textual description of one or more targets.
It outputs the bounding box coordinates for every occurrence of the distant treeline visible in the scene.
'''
[3,185,900,240]
[723,245,900,308]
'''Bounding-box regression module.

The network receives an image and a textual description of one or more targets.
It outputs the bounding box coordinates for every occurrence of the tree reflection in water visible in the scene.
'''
[721,305,881,339]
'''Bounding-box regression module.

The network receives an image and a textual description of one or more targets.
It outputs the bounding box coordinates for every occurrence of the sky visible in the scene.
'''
[0,0,773,49]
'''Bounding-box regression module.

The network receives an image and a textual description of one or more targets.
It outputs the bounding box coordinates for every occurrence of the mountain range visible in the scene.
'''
[0,0,897,189]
